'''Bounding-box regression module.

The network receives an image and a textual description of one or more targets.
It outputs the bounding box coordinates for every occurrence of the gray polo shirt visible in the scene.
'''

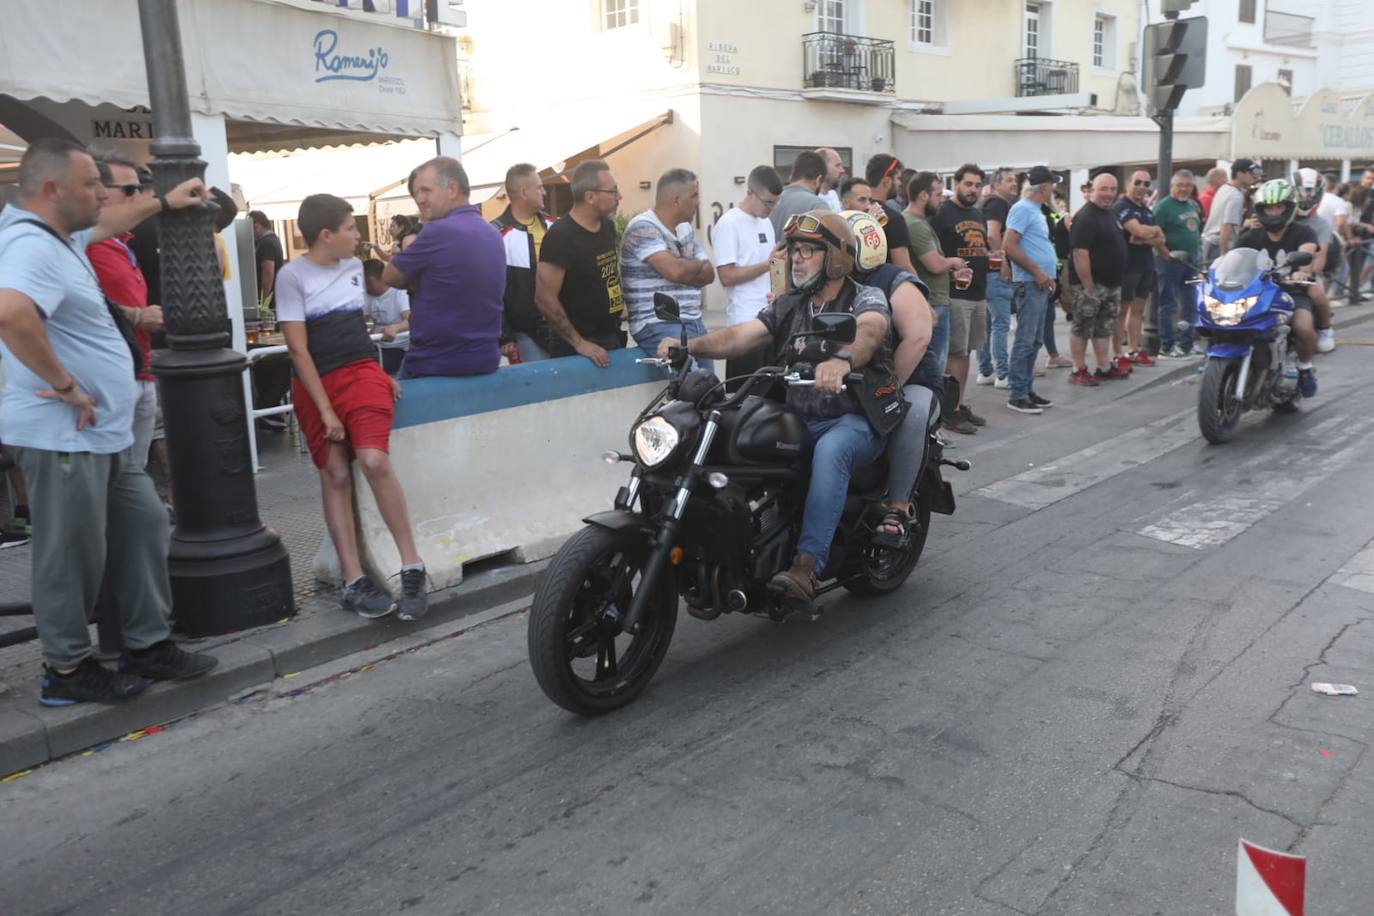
[770,183,828,240]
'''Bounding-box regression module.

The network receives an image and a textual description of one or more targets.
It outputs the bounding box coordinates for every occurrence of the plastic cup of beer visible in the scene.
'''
[954,267,973,290]
[988,251,1004,270]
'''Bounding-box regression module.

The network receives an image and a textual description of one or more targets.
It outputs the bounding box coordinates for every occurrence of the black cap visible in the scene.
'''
[1232,158,1263,178]
[1026,165,1061,186]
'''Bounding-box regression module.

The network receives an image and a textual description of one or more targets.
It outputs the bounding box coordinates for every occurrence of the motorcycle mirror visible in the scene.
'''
[653,293,681,324]
[1286,251,1314,268]
[810,312,856,343]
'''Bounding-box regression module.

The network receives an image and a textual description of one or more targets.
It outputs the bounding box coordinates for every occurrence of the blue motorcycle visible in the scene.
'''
[1192,248,1314,444]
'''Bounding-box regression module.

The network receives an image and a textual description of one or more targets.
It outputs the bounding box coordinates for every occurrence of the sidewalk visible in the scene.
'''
[3,301,1372,778]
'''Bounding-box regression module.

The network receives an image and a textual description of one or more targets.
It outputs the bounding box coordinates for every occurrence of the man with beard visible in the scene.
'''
[864,154,916,274]
[903,171,967,379]
[657,210,895,616]
[933,163,990,434]
[816,147,846,211]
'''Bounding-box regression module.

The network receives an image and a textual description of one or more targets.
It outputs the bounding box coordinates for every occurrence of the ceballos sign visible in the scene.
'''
[313,29,389,83]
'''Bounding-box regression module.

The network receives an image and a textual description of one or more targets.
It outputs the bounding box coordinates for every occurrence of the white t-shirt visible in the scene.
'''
[365,287,410,350]
[1317,192,1351,227]
[819,189,841,211]
[712,207,775,326]
[275,256,376,376]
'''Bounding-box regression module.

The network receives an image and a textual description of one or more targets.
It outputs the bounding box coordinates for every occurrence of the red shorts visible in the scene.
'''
[292,358,395,468]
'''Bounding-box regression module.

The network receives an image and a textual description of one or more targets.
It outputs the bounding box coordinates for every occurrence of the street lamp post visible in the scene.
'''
[137,0,295,636]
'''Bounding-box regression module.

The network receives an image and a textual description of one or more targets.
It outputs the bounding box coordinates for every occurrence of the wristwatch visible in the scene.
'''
[833,350,854,364]
[156,192,170,213]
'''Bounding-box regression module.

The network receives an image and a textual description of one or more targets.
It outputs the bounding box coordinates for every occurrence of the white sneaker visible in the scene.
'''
[994,376,1011,390]
[1316,328,1335,353]
[975,373,995,386]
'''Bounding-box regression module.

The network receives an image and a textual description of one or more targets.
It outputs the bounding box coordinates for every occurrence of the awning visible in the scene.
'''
[229,138,436,219]
[1231,83,1374,160]
[0,0,461,152]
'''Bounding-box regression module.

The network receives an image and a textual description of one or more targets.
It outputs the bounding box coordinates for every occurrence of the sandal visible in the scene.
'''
[872,503,912,549]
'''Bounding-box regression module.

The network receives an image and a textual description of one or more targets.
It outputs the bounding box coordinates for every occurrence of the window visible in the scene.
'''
[1239,0,1257,25]
[1278,68,1293,94]
[1235,63,1253,102]
[1092,13,1117,69]
[910,0,948,48]
[818,0,847,34]
[603,0,639,30]
[772,145,853,176]
[1025,2,1043,58]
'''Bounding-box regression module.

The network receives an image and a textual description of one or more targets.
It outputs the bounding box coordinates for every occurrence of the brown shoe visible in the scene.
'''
[944,413,978,435]
[770,553,817,616]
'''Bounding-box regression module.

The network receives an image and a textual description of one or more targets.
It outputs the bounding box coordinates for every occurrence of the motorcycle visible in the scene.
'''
[527,294,968,715]
[1192,248,1314,444]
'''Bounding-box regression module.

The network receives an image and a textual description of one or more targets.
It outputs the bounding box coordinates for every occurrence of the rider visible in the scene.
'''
[839,210,941,549]
[656,210,896,613]
[1235,178,1320,397]
[1292,168,1337,354]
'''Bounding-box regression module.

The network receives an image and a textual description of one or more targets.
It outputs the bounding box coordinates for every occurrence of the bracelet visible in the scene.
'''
[157,192,169,213]
[53,378,75,394]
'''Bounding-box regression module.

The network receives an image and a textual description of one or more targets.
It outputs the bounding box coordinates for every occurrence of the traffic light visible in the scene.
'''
[1143,16,1208,115]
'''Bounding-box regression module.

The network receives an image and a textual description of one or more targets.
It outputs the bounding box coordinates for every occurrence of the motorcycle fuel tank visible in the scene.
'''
[728,396,808,464]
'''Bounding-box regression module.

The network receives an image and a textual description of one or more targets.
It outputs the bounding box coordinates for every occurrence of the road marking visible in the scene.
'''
[1331,543,1374,595]
[1137,415,1369,550]
[972,409,1197,510]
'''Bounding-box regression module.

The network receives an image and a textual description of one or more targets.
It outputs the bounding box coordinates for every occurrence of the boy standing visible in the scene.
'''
[277,195,428,620]
[362,258,410,376]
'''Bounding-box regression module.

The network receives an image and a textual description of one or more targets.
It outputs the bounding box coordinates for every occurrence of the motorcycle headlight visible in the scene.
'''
[632,416,681,467]
[1204,294,1258,327]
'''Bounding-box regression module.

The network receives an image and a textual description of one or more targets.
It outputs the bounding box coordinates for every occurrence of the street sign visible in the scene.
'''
[1144,16,1208,115]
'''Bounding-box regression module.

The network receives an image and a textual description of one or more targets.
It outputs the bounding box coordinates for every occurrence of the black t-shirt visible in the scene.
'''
[1236,222,1318,265]
[881,201,911,266]
[1113,196,1158,274]
[1068,202,1128,286]
[932,201,988,300]
[981,195,1010,231]
[538,215,627,355]
[255,231,284,291]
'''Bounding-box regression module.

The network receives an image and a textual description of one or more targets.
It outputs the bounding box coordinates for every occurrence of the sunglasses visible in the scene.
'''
[104,183,143,198]
[882,158,902,182]
[1133,179,1152,187]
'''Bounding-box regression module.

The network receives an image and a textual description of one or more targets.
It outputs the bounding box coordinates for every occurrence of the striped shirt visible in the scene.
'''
[619,210,703,335]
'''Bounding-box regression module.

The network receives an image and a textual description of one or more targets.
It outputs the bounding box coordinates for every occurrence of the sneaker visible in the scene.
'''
[1298,368,1318,398]
[1158,346,1188,360]
[994,376,1011,390]
[955,404,987,427]
[1095,365,1130,381]
[1068,367,1100,386]
[975,372,996,386]
[1132,351,1156,367]
[119,640,219,681]
[944,414,978,436]
[1028,392,1054,408]
[1114,355,1135,374]
[395,566,431,622]
[13,506,30,536]
[1006,398,1044,415]
[0,527,30,550]
[1045,354,1074,369]
[1316,328,1336,354]
[40,658,150,706]
[342,576,397,619]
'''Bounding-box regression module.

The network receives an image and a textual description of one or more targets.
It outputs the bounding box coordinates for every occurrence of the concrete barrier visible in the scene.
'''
[322,349,664,591]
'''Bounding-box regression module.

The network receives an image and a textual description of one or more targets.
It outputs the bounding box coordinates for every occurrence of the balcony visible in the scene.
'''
[1015,57,1080,97]
[1264,10,1314,49]
[802,32,895,95]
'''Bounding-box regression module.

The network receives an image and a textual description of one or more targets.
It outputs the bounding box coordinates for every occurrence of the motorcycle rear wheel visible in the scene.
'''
[1198,357,1244,444]
[527,525,678,716]
[843,498,931,596]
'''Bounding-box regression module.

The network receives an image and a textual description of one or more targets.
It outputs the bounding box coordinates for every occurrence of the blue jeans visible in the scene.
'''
[930,304,950,378]
[513,332,551,362]
[799,413,886,570]
[1042,294,1060,357]
[635,318,713,373]
[1155,256,1194,352]
[978,274,1013,379]
[1008,282,1048,401]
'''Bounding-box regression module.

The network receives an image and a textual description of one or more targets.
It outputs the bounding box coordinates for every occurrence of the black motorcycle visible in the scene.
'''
[527,295,968,715]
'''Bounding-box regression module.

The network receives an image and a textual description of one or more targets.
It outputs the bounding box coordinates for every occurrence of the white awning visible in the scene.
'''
[229,138,435,219]
[0,0,461,150]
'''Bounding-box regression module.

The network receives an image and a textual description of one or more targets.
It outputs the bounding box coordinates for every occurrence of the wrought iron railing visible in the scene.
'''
[1264,10,1314,48]
[802,32,895,94]
[1015,57,1080,97]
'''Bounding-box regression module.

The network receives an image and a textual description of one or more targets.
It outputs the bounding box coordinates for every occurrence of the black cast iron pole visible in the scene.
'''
[137,0,294,635]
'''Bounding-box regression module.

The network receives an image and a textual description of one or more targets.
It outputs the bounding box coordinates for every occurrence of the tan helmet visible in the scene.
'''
[783,209,857,283]
[840,209,888,272]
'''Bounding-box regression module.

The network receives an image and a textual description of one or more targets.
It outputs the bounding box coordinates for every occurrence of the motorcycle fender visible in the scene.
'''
[1206,343,1250,359]
[918,466,957,516]
[582,510,657,537]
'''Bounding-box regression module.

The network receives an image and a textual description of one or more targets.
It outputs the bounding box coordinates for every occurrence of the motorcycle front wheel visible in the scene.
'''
[527,525,678,716]
[1198,356,1244,444]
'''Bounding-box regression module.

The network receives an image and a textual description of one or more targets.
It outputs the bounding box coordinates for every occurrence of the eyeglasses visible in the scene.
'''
[104,183,143,198]
[757,195,780,208]
[788,241,822,259]
[591,186,620,196]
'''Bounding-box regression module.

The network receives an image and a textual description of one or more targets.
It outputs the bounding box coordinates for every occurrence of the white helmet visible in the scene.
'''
[840,209,888,272]
[1293,167,1324,214]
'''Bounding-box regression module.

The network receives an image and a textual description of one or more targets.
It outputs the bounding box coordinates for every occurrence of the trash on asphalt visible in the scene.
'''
[1311,682,1359,697]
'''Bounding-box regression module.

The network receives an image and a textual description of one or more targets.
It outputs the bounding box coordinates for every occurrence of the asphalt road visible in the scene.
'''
[5,333,1374,916]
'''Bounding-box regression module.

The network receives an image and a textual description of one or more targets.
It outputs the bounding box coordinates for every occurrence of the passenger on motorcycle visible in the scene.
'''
[1292,168,1337,353]
[656,209,898,613]
[840,210,942,549]
[1235,178,1320,397]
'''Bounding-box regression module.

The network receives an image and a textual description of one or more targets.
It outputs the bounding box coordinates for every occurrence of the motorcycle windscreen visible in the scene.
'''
[1212,248,1269,292]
